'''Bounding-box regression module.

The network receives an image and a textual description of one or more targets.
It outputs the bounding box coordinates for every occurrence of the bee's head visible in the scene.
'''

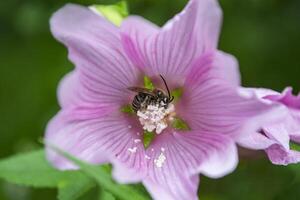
[156,90,165,98]
[158,74,174,104]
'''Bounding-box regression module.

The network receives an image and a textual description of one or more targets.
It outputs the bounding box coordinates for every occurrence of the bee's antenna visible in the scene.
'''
[159,75,173,101]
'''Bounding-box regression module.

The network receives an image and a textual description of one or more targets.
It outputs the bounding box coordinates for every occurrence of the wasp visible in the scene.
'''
[128,75,174,113]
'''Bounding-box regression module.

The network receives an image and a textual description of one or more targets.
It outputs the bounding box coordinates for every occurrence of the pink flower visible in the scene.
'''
[238,87,300,165]
[45,0,277,199]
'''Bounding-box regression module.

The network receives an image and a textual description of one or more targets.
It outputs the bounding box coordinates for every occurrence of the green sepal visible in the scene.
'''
[143,131,155,149]
[290,141,300,151]
[90,1,128,27]
[143,76,154,90]
[171,88,183,101]
[172,117,190,131]
[121,104,134,114]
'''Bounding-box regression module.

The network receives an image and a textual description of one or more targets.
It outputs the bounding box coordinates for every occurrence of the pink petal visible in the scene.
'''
[184,51,240,87]
[45,112,147,181]
[237,116,296,154]
[200,139,238,178]
[192,0,222,50]
[57,71,80,108]
[263,123,290,150]
[45,111,108,169]
[235,88,291,151]
[143,175,199,200]
[239,87,280,104]
[120,16,159,70]
[142,131,236,200]
[237,131,276,150]
[181,54,279,139]
[263,89,300,165]
[60,105,114,121]
[111,159,146,184]
[121,0,222,78]
[57,70,118,121]
[162,0,222,51]
[265,87,300,109]
[147,0,199,78]
[290,132,300,143]
[266,144,300,165]
[237,87,300,165]
[213,51,240,86]
[50,4,139,106]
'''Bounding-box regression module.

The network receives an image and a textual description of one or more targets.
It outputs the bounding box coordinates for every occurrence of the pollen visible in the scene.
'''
[134,139,141,143]
[137,103,175,134]
[128,147,137,153]
[154,152,166,168]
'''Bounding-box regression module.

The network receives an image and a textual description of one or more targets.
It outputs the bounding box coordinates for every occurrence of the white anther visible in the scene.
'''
[137,103,175,134]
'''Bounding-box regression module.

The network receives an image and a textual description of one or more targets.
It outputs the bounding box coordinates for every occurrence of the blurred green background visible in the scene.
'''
[0,0,299,199]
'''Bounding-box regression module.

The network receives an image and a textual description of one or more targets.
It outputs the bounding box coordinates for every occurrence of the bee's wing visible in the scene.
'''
[127,87,155,96]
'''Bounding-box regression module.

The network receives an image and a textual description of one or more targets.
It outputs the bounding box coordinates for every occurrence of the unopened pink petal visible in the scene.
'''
[263,124,290,150]
[266,87,300,109]
[238,87,300,165]
[266,144,300,165]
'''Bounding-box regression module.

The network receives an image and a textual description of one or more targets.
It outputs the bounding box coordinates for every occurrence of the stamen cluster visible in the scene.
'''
[137,103,175,134]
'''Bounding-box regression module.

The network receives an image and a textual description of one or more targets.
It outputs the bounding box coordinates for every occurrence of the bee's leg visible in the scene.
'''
[141,96,150,110]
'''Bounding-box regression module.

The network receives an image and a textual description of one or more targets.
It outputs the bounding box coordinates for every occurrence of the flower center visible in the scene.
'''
[137,103,176,134]
[121,75,190,148]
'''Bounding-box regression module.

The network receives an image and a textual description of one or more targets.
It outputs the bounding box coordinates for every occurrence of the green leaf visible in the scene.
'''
[172,117,190,131]
[273,182,300,200]
[90,1,128,26]
[0,150,69,187]
[99,187,116,200]
[144,76,154,90]
[0,150,96,200]
[143,131,155,149]
[58,174,96,200]
[50,145,151,200]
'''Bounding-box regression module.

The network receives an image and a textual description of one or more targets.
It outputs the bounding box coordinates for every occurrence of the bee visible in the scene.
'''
[128,75,174,113]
